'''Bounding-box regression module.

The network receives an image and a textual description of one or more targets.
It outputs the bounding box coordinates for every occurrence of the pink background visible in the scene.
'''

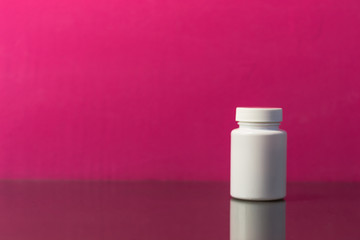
[0,0,359,181]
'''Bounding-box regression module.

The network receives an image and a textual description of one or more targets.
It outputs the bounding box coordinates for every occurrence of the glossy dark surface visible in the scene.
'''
[0,182,359,239]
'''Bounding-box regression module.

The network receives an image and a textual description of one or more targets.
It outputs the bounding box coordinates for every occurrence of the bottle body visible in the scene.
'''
[231,123,287,200]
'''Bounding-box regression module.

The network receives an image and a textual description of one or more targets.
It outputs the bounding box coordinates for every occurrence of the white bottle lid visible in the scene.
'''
[235,107,283,123]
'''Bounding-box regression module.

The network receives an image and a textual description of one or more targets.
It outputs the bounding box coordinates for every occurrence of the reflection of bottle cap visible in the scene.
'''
[235,108,283,122]
[230,199,286,240]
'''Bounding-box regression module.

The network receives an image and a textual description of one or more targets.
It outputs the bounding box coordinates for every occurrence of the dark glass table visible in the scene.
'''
[0,181,358,239]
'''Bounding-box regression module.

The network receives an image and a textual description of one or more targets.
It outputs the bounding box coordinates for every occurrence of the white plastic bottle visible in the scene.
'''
[231,107,287,200]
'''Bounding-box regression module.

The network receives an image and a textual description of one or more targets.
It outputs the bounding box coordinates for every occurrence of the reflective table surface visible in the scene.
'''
[0,181,359,240]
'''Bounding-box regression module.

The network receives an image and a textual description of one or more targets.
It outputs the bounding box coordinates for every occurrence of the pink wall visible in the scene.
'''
[0,0,359,181]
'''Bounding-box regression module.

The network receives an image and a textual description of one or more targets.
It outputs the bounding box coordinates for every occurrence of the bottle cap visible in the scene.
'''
[235,107,283,122]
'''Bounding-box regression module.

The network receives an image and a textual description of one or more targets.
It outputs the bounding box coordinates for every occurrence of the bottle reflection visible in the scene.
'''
[230,199,286,240]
